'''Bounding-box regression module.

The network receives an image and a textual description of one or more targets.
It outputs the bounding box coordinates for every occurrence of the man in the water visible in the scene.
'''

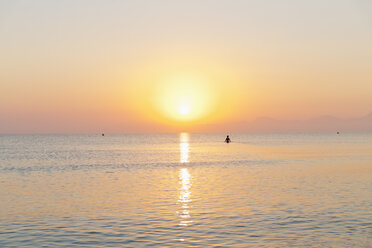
[225,135,231,143]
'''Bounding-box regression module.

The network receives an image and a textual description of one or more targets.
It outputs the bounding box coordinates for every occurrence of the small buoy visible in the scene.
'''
[102,133,104,136]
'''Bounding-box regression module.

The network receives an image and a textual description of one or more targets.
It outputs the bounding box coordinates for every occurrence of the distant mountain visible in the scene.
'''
[216,112,372,132]
[360,112,372,120]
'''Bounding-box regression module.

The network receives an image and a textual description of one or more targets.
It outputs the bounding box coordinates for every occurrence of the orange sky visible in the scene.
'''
[1,1,372,133]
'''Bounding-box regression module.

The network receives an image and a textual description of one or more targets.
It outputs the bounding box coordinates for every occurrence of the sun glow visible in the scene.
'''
[153,76,215,122]
[126,59,239,128]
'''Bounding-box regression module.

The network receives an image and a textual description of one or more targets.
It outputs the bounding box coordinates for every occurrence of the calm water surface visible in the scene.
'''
[0,133,371,247]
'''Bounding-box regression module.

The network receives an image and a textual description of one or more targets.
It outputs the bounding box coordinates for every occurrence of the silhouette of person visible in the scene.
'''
[225,135,231,143]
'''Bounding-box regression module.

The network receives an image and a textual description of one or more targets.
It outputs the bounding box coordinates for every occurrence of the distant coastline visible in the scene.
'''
[203,112,372,133]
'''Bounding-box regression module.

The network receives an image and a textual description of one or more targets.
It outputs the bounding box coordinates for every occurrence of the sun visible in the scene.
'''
[179,105,190,115]
[151,75,217,122]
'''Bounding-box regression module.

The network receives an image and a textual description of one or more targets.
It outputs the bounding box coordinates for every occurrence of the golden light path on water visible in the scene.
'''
[178,133,192,231]
[180,133,189,163]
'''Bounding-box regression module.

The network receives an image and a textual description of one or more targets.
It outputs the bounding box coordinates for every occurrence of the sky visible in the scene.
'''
[1,0,372,133]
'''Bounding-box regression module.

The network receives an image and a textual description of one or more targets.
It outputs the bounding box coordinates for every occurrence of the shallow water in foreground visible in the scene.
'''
[0,133,371,247]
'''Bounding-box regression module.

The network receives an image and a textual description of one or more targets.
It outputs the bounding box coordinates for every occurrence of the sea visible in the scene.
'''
[0,133,371,247]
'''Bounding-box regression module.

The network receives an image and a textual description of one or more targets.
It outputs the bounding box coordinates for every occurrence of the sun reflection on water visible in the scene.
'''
[178,168,192,227]
[180,133,189,163]
[178,133,192,228]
